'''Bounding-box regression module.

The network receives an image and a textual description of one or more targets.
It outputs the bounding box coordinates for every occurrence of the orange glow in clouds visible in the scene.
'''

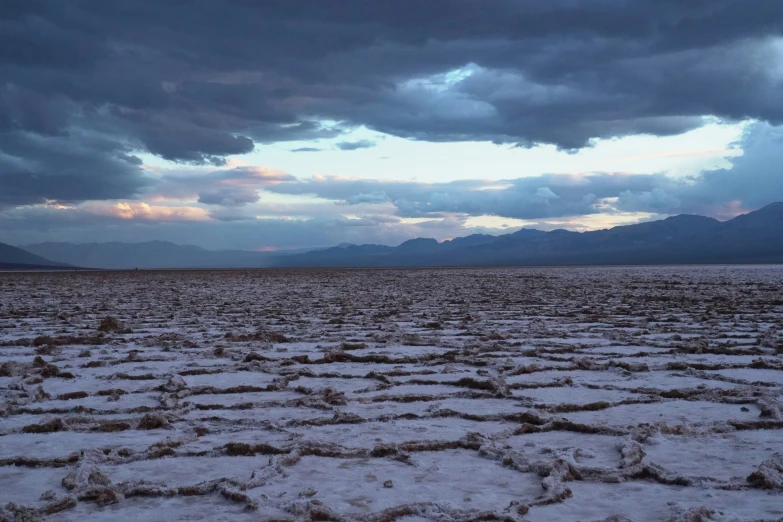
[91,202,209,221]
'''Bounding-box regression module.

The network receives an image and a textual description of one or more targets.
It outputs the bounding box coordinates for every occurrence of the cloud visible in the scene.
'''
[610,122,783,217]
[3,0,783,253]
[615,188,682,213]
[676,122,783,215]
[336,140,377,151]
[207,207,254,222]
[3,121,782,249]
[0,204,509,251]
[267,171,669,219]
[150,166,295,206]
[2,0,782,254]
[265,122,783,220]
[198,187,260,207]
[2,201,209,228]
[90,202,209,222]
[344,191,391,205]
[2,0,782,206]
[0,130,151,208]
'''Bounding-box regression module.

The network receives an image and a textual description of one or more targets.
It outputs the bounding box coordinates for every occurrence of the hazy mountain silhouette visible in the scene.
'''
[0,242,73,270]
[18,204,783,269]
[274,203,783,267]
[22,241,324,269]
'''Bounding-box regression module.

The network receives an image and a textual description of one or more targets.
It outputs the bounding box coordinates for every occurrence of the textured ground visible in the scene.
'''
[1,266,782,522]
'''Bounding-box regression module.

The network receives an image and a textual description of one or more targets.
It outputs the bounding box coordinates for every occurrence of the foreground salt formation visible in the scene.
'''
[0,266,781,521]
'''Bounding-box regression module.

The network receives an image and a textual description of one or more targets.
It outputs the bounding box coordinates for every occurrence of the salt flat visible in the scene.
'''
[1,266,782,521]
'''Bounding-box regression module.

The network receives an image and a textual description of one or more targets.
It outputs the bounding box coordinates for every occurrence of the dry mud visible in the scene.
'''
[1,266,782,522]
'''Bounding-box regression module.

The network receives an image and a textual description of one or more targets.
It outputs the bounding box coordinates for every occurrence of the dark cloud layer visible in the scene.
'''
[0,129,150,207]
[2,0,783,206]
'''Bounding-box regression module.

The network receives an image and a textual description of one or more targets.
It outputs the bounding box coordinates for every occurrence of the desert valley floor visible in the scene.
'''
[1,266,782,522]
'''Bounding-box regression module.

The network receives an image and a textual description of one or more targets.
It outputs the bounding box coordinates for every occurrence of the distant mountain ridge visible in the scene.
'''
[0,242,73,270]
[273,203,783,267]
[16,203,783,269]
[21,241,325,270]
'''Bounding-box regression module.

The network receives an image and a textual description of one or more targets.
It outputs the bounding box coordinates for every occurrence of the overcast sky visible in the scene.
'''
[1,0,782,250]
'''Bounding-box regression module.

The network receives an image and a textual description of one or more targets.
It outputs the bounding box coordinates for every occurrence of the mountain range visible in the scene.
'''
[272,202,783,267]
[18,241,322,270]
[0,242,73,270]
[2,202,782,269]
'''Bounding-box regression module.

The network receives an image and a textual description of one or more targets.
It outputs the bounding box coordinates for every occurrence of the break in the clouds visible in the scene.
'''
[264,125,781,222]
[3,121,782,250]
[1,1,782,248]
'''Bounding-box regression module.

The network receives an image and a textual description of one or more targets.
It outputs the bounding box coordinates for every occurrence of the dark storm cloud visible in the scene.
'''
[2,0,783,205]
[0,130,150,207]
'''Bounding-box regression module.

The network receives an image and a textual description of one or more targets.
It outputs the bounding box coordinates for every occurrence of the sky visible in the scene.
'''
[1,0,782,251]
